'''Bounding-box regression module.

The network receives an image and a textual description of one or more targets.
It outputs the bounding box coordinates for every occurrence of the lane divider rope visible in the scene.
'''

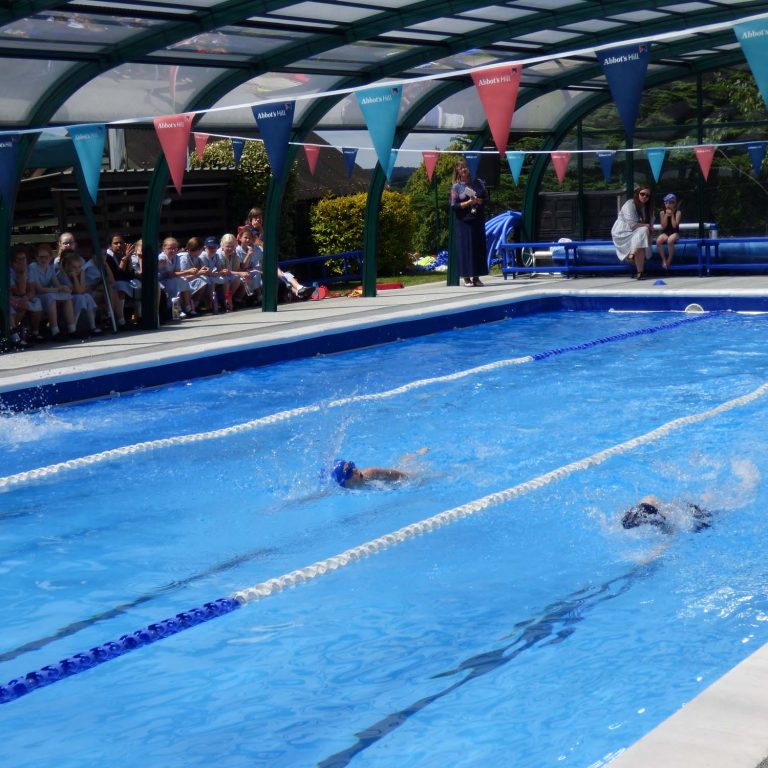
[4,362,764,708]
[0,313,713,492]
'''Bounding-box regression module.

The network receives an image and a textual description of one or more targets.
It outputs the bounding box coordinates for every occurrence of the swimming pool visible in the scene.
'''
[2,309,768,767]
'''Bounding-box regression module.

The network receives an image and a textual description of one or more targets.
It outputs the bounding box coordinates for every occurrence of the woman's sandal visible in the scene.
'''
[636,272,645,281]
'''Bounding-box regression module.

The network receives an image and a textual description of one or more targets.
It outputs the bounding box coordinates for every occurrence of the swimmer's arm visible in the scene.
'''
[400,447,428,463]
[360,467,408,482]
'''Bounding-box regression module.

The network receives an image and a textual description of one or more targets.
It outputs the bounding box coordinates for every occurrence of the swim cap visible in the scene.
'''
[663,193,677,203]
[331,460,356,487]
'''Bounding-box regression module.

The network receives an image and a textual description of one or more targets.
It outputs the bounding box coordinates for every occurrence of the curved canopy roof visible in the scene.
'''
[1,0,766,144]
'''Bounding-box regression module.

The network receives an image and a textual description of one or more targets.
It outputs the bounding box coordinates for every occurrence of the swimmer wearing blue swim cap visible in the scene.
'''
[331,460,358,487]
[330,454,425,489]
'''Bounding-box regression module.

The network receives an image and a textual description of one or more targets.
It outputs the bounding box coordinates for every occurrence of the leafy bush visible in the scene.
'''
[310,190,416,275]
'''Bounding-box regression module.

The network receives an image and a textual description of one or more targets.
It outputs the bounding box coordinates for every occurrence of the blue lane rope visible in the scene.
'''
[530,312,713,361]
[0,598,241,705]
[0,311,720,705]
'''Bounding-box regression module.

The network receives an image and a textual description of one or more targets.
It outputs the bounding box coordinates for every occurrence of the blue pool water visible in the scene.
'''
[2,310,768,767]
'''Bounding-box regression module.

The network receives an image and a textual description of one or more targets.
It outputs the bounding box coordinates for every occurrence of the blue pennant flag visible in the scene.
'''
[251,101,295,183]
[342,147,358,178]
[646,147,666,182]
[67,124,106,205]
[356,85,402,174]
[0,132,21,208]
[464,152,481,179]
[747,142,767,175]
[386,149,398,182]
[597,150,615,183]
[597,44,650,141]
[505,151,525,185]
[735,20,768,111]
[231,137,246,166]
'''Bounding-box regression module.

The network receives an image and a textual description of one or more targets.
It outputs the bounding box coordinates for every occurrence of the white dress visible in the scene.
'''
[611,200,650,261]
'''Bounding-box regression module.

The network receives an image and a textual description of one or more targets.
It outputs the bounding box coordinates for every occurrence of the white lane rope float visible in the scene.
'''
[0,314,712,492]
[3,363,763,706]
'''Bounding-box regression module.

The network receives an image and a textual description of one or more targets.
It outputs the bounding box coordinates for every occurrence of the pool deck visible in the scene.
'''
[4,270,768,765]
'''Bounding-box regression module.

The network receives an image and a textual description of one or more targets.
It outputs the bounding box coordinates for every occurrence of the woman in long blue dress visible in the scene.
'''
[450,160,489,286]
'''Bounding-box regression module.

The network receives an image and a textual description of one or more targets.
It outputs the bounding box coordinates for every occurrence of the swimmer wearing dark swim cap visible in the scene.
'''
[622,495,711,533]
[330,459,409,489]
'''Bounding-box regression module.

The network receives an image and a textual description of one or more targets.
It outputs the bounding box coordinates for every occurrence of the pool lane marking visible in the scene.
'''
[0,313,712,492]
[3,366,763,708]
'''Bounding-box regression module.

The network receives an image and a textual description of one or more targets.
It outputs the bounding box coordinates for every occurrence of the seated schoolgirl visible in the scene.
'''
[9,246,42,344]
[59,252,102,337]
[178,237,214,312]
[27,244,76,341]
[158,237,195,317]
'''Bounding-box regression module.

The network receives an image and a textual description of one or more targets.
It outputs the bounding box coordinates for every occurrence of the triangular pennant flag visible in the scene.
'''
[67,124,106,205]
[154,114,194,195]
[355,85,402,174]
[464,152,481,179]
[596,150,615,183]
[304,145,320,175]
[342,147,358,178]
[386,149,398,182]
[550,151,570,184]
[646,147,666,182]
[694,145,716,181]
[471,65,522,155]
[747,142,767,175]
[231,137,246,166]
[422,150,439,182]
[194,132,210,161]
[251,101,295,182]
[505,151,525,185]
[0,132,21,207]
[596,44,651,141]
[735,19,768,111]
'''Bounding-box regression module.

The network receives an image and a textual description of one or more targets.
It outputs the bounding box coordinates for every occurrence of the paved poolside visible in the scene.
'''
[3,270,768,766]
[4,270,768,393]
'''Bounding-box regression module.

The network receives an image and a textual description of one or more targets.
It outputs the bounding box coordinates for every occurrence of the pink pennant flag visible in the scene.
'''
[194,132,210,161]
[695,145,716,181]
[471,65,522,155]
[154,113,194,195]
[550,151,571,184]
[422,150,439,182]
[304,144,320,175]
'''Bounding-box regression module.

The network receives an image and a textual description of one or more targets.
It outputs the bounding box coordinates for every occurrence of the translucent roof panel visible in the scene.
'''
[405,17,496,35]
[0,10,163,55]
[267,2,379,24]
[50,64,224,125]
[161,26,313,62]
[288,41,419,73]
[405,49,512,77]
[0,58,75,125]
[510,89,594,132]
[413,88,487,132]
[0,0,759,143]
[196,73,340,130]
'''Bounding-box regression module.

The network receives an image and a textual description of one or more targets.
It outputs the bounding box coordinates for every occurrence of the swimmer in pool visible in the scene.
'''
[330,448,428,489]
[622,495,711,534]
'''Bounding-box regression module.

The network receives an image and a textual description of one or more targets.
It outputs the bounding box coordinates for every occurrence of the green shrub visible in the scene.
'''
[309,190,416,275]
